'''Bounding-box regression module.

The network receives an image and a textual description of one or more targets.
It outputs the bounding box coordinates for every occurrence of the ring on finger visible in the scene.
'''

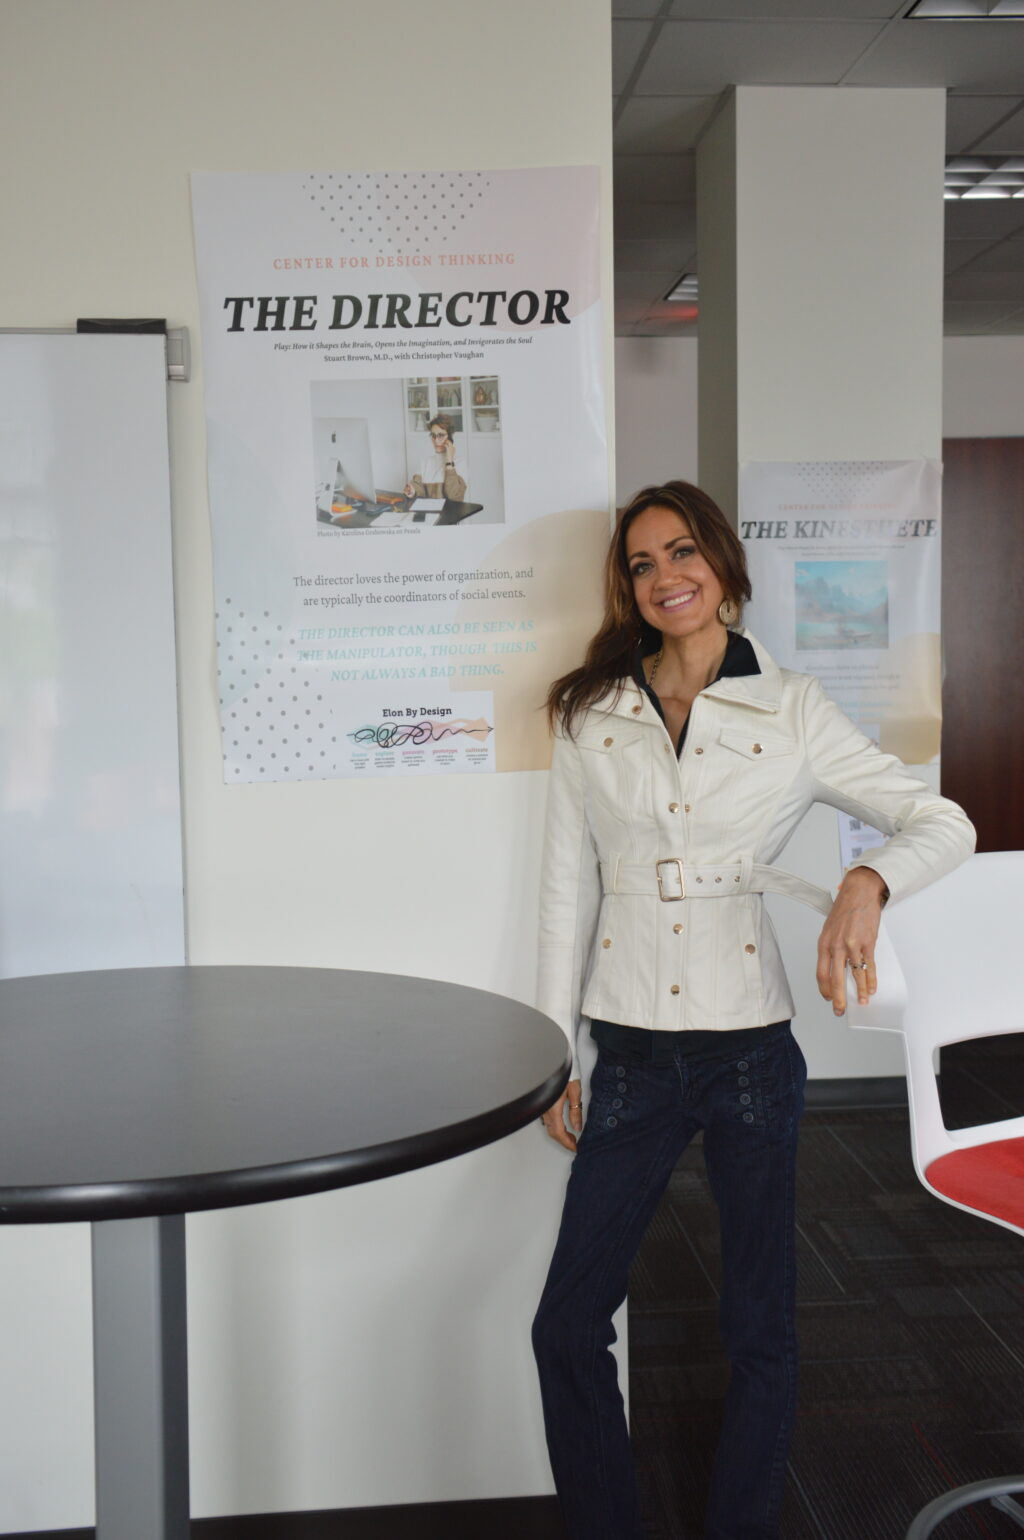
[851,960,870,971]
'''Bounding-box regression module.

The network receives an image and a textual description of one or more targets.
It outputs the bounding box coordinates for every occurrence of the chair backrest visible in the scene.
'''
[876,850,1024,1049]
[848,851,1024,1176]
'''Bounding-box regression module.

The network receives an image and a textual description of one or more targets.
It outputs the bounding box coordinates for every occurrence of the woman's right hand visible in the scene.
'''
[403,480,415,497]
[541,1079,583,1152]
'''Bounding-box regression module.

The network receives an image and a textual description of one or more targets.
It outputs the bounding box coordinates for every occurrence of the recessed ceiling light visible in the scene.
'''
[947,157,1001,173]
[908,1,1024,17]
[664,274,699,304]
[945,156,1024,199]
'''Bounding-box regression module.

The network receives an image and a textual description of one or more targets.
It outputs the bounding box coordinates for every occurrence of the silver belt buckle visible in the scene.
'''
[656,859,685,901]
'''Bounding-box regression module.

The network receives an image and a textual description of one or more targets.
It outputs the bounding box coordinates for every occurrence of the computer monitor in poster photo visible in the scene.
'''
[310,375,505,530]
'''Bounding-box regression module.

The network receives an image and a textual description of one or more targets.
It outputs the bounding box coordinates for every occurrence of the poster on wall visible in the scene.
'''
[190,168,608,782]
[740,459,942,864]
[740,460,942,767]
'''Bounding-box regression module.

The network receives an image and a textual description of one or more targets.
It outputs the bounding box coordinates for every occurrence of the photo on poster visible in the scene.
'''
[794,560,889,652]
[311,374,506,532]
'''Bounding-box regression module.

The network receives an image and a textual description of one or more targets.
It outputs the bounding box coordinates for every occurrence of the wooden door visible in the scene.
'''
[940,438,1024,851]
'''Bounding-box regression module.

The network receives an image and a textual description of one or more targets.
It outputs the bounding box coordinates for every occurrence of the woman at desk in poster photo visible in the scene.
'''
[532,480,974,1540]
[404,414,467,502]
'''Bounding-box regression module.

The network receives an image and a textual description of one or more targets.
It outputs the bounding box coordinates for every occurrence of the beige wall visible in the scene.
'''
[0,0,613,1527]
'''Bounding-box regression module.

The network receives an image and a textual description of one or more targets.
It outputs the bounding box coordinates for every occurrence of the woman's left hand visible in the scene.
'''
[816,866,888,1016]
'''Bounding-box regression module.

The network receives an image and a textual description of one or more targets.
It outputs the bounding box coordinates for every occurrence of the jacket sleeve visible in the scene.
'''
[802,675,976,903]
[442,463,467,501]
[537,727,603,1081]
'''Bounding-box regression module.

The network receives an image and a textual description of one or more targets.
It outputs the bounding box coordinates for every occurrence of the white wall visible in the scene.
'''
[0,0,612,1528]
[943,337,1024,438]
[614,336,699,505]
[617,334,1024,478]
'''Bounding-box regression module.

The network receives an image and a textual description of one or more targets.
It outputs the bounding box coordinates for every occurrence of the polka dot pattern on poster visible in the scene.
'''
[791,462,896,503]
[301,171,491,253]
[216,598,338,782]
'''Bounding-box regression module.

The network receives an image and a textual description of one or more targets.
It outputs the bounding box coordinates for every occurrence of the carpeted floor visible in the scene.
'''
[628,1036,1024,1539]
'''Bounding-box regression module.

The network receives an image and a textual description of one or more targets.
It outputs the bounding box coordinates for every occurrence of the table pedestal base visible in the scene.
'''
[92,1215,190,1540]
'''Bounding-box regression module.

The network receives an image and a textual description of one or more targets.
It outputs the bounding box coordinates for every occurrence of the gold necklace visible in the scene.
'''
[648,648,663,686]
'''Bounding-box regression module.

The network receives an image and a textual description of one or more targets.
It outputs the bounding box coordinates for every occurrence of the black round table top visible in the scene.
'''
[0,966,569,1223]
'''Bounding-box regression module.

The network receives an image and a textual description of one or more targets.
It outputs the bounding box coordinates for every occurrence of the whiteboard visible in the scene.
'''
[0,333,184,978]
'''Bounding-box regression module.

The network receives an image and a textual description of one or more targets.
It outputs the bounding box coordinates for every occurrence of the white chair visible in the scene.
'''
[848,850,1024,1539]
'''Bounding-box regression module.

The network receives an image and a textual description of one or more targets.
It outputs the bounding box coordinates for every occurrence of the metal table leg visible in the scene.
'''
[91,1215,189,1540]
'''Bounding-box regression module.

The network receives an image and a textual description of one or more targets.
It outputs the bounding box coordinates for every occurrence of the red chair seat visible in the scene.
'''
[926,1137,1024,1231]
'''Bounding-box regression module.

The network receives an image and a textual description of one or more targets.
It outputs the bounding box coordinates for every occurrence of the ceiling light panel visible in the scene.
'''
[909,1,1024,16]
[944,155,1024,197]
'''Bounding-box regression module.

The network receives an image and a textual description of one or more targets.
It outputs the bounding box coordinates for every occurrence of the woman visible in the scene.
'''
[532,481,974,1540]
[404,413,467,501]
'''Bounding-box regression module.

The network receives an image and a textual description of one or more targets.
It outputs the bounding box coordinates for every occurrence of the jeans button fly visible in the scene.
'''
[607,1115,618,1128]
[615,1066,626,1077]
[617,1082,627,1093]
[743,1111,755,1124]
[738,1076,750,1087]
[740,1093,752,1105]
[737,1060,750,1072]
[612,1098,623,1109]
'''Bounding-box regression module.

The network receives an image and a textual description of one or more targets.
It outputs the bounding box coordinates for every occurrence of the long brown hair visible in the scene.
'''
[547,481,751,734]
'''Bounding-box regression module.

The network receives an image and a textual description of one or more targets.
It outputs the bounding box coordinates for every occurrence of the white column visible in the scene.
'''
[697,86,946,1079]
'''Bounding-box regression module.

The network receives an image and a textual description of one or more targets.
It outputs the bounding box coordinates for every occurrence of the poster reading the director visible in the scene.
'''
[740,460,942,766]
[190,168,608,781]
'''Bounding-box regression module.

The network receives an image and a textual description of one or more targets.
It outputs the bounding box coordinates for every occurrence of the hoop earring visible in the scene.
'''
[718,597,739,627]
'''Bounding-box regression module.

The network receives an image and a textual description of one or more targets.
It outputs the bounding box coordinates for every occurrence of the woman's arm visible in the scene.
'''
[803,675,975,1013]
[442,463,467,501]
[537,727,602,1150]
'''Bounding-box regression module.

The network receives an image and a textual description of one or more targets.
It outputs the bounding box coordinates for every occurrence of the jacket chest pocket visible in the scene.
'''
[718,729,796,761]
[717,729,797,769]
[576,724,653,816]
[708,729,799,815]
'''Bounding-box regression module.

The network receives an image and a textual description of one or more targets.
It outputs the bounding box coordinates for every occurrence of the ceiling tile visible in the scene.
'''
[946,95,1024,152]
[945,199,1024,239]
[972,102,1024,153]
[990,308,1024,332]
[669,0,901,13]
[944,237,1002,272]
[614,95,721,153]
[961,236,1024,272]
[844,21,1024,92]
[609,269,683,301]
[613,20,654,92]
[633,19,884,93]
[613,154,697,202]
[943,299,1024,328]
[945,268,1024,302]
[628,316,701,336]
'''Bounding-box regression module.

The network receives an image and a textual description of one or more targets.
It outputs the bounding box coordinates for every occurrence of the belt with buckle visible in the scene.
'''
[600,856,832,915]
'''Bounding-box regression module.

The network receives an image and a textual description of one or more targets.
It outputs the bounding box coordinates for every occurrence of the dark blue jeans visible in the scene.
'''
[532,1021,806,1540]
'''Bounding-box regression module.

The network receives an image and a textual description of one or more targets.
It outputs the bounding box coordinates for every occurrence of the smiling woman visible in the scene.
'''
[530,479,976,1540]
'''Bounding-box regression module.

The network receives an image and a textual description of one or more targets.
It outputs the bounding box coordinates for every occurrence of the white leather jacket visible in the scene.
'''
[537,631,975,1077]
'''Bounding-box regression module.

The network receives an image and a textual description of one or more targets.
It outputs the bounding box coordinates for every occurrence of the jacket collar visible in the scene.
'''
[591,630,783,722]
[702,630,783,714]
